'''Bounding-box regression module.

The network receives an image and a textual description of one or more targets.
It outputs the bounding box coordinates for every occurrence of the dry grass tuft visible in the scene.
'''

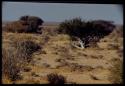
[2,48,23,81]
[2,33,41,83]
[9,35,41,62]
[42,27,59,36]
[108,43,120,50]
[109,59,123,84]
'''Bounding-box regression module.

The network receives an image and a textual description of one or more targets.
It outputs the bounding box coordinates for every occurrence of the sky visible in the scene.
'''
[2,2,123,24]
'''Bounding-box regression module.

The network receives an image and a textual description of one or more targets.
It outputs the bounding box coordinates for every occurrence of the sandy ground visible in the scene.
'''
[2,26,123,84]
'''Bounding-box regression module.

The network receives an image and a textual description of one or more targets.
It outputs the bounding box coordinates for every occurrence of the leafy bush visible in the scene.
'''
[59,17,84,37]
[47,73,66,84]
[59,18,115,47]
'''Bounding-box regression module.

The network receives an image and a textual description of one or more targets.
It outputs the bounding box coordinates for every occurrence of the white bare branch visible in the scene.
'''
[71,37,85,50]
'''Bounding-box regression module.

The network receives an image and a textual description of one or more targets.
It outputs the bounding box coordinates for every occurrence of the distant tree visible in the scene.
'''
[3,15,44,33]
[19,15,44,33]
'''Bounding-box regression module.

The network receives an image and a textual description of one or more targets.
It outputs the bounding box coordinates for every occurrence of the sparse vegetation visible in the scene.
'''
[3,15,44,33]
[2,48,23,81]
[117,47,123,58]
[2,33,41,82]
[47,73,66,84]
[2,15,123,84]
[109,26,123,38]
[109,59,123,84]
[108,43,119,50]
[41,27,59,36]
[68,63,84,72]
[13,38,41,62]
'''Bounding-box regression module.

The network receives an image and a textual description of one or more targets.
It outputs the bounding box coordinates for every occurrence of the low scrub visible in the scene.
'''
[47,73,66,84]
[2,47,23,81]
[2,34,41,82]
[12,37,41,62]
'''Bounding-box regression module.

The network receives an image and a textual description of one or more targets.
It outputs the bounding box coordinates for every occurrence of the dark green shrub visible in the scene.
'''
[59,17,84,37]
[59,18,115,47]
[19,15,44,33]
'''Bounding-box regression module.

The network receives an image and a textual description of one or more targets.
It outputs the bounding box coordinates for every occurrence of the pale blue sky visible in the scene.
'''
[2,2,123,24]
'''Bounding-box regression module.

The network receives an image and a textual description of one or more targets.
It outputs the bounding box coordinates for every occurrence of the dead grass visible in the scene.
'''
[24,78,41,84]
[117,47,123,58]
[2,32,41,83]
[109,26,123,38]
[109,59,123,84]
[90,55,103,59]
[3,21,29,33]
[2,47,23,81]
[108,43,120,50]
[13,38,41,62]
[42,27,59,36]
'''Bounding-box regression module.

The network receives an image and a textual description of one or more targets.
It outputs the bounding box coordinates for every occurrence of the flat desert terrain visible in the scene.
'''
[2,22,123,84]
